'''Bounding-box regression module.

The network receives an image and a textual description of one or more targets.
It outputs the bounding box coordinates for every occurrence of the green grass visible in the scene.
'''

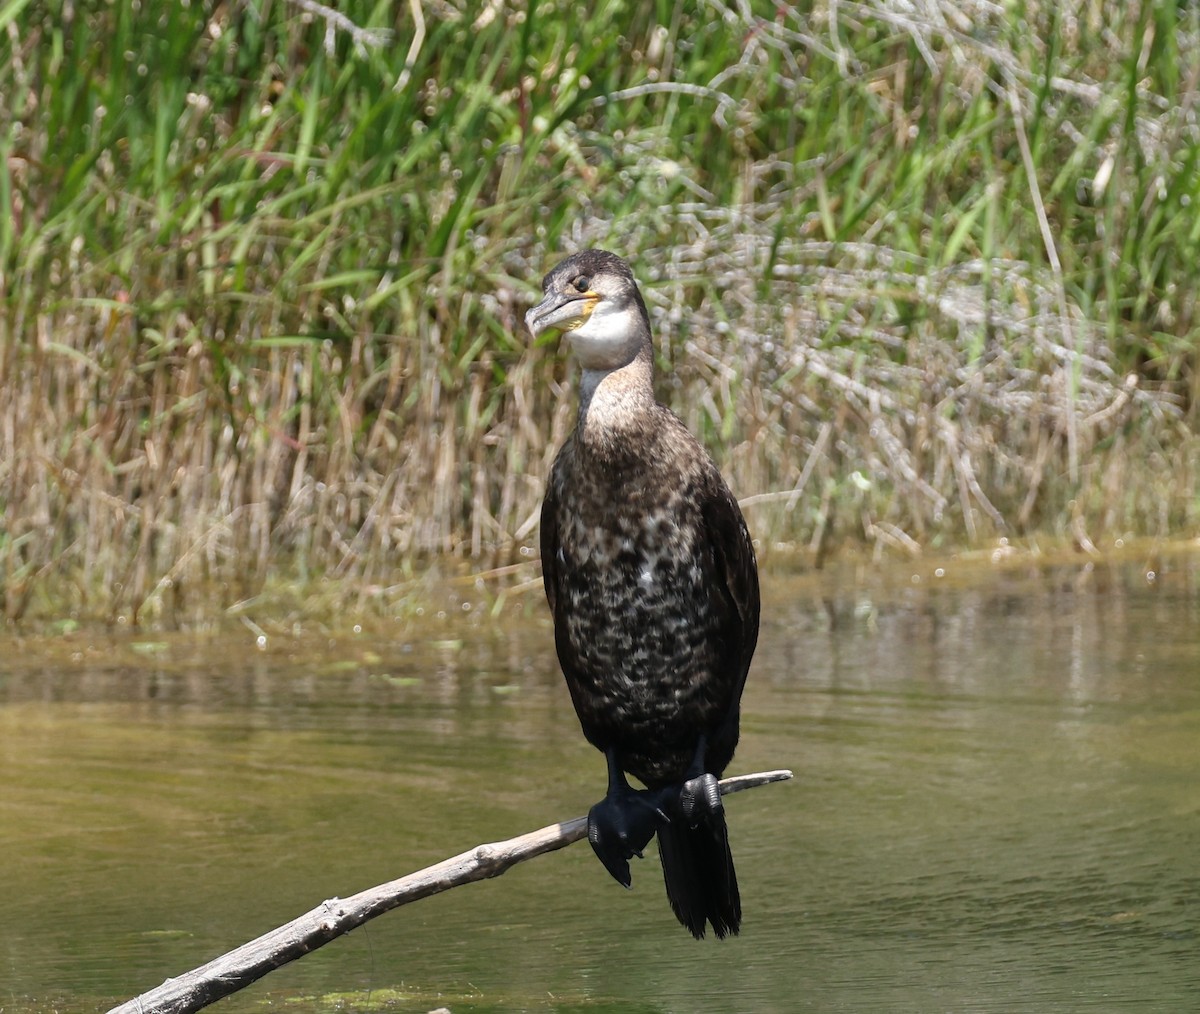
[1,0,1197,625]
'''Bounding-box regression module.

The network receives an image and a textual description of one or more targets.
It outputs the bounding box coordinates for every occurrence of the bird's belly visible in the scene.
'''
[558,544,729,785]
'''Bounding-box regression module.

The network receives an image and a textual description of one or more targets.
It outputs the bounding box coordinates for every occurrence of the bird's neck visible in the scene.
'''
[577,344,656,447]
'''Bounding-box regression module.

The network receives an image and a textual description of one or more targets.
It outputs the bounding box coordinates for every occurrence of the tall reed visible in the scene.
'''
[1,0,1196,625]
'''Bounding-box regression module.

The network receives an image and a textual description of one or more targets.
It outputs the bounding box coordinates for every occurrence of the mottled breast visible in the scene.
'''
[544,411,739,785]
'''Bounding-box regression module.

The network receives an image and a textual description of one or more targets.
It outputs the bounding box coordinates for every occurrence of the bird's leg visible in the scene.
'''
[677,734,724,829]
[587,748,669,888]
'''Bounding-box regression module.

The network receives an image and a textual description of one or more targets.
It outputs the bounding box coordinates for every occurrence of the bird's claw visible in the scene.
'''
[679,772,723,827]
[587,790,668,888]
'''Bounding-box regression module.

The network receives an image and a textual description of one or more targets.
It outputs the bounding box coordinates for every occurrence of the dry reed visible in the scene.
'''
[1,0,1196,625]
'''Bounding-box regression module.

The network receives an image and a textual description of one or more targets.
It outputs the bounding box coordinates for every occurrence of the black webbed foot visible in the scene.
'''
[679,771,723,827]
[671,734,723,828]
[587,788,668,888]
[588,748,669,887]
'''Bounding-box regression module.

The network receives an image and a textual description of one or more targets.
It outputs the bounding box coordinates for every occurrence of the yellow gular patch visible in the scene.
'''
[565,294,600,330]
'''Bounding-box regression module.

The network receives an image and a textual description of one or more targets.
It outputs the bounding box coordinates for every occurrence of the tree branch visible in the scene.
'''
[288,0,391,57]
[106,769,793,1014]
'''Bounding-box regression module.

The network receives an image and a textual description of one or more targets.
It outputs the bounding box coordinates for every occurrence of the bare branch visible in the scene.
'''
[593,82,740,128]
[106,769,793,1014]
[289,0,391,57]
[393,0,428,93]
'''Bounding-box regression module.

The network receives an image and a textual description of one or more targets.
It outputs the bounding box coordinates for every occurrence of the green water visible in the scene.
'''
[2,553,1199,1012]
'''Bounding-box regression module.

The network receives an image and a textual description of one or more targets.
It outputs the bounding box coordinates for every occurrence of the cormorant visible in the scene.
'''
[525,249,760,939]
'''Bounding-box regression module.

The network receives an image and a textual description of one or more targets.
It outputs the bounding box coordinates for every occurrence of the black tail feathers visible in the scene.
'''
[657,809,741,939]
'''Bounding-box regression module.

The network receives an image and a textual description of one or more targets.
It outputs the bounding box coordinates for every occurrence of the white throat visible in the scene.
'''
[566,301,644,371]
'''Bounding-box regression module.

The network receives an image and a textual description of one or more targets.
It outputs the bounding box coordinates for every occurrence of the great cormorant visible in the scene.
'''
[525,249,760,939]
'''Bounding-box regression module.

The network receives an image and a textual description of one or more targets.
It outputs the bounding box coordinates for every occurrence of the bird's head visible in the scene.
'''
[524,249,651,371]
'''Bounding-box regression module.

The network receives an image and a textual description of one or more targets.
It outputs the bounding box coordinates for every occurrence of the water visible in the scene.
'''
[2,551,1198,1012]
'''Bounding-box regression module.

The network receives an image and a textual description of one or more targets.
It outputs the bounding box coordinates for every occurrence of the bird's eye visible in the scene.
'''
[572,275,590,293]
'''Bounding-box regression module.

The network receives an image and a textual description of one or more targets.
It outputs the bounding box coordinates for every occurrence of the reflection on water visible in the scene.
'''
[1,551,1198,1012]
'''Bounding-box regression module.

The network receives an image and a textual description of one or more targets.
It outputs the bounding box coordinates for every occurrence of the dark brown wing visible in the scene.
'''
[539,459,561,617]
[708,482,759,677]
[539,441,607,748]
[700,475,760,766]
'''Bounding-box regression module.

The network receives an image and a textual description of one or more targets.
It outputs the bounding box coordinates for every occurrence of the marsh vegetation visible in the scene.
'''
[2,0,1197,624]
